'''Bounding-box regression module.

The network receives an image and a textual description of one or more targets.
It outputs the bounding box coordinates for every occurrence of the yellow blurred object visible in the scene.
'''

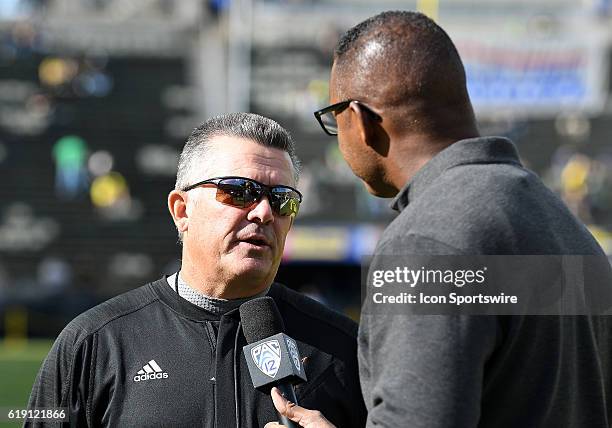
[39,57,78,87]
[4,306,28,348]
[90,172,128,207]
[286,226,349,261]
[561,155,590,194]
[417,0,439,21]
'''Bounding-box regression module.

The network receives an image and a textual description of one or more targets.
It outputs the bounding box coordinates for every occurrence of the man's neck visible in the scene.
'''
[385,139,441,193]
[387,131,479,192]
[179,263,270,299]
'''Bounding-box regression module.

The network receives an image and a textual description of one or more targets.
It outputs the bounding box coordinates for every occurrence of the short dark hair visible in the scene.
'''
[332,11,469,110]
[176,113,301,191]
[335,11,458,62]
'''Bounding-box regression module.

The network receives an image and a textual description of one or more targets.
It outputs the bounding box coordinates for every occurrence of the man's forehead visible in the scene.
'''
[206,135,290,162]
[204,135,294,183]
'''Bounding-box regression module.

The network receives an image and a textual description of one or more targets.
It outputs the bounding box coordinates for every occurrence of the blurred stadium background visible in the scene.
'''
[1,0,612,417]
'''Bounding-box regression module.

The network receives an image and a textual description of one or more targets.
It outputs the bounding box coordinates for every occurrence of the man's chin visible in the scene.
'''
[237,258,272,274]
[230,257,278,285]
[364,181,398,198]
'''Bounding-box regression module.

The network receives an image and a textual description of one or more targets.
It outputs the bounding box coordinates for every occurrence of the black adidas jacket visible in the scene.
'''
[26,278,367,427]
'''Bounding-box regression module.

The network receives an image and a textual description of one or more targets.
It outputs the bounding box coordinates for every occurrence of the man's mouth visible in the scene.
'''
[237,235,271,249]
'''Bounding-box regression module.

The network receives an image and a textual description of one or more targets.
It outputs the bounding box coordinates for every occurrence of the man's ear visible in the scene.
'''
[350,101,390,157]
[350,101,377,150]
[168,190,189,234]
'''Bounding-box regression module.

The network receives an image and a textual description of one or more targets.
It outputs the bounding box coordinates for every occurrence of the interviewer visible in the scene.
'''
[311,10,612,428]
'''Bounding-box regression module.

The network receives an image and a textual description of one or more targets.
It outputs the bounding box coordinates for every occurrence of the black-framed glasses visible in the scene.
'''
[182,176,302,217]
[313,100,381,136]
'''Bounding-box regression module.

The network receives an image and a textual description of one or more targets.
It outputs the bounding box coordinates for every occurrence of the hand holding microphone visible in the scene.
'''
[240,297,306,428]
[240,297,335,428]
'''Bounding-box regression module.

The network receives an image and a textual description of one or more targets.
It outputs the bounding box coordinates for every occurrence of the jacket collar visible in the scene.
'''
[390,137,522,212]
[152,276,280,322]
[166,272,270,315]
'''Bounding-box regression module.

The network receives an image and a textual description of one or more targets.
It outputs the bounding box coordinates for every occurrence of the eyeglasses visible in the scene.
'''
[182,176,302,217]
[313,100,381,136]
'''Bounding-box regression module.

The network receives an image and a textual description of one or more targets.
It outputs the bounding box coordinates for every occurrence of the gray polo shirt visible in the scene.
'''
[359,137,612,427]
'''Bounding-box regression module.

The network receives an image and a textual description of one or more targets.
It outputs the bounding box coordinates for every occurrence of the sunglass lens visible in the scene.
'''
[279,198,300,216]
[216,179,250,207]
[271,188,301,217]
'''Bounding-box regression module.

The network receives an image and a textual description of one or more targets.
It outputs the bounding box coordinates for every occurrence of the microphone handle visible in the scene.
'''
[276,382,299,428]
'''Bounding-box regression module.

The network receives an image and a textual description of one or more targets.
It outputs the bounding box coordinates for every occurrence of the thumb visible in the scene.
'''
[270,387,336,428]
[271,387,298,419]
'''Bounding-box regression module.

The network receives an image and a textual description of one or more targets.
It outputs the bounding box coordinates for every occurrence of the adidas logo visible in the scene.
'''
[133,360,169,382]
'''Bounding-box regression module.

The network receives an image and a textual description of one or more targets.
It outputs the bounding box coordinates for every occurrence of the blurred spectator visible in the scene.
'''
[52,135,89,200]
[90,171,143,221]
[560,153,592,222]
[546,147,612,253]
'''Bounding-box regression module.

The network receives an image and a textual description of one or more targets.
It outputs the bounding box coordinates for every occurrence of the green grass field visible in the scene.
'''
[0,340,53,428]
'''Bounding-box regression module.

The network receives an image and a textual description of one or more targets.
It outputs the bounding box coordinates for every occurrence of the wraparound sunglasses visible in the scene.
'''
[182,176,302,217]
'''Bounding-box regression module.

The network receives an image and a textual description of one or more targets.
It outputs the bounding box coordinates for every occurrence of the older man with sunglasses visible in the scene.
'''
[26,113,366,427]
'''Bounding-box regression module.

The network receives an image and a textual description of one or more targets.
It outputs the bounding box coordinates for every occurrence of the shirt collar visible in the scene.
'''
[390,137,522,212]
[166,272,270,315]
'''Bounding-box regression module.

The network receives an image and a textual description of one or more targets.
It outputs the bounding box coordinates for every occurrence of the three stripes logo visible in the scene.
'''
[133,359,169,382]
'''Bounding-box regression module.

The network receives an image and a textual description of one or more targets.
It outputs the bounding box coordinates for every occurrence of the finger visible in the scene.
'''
[271,386,296,418]
[271,387,332,427]
[264,423,284,428]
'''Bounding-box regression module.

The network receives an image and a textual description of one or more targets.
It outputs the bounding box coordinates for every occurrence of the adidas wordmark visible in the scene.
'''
[133,359,169,382]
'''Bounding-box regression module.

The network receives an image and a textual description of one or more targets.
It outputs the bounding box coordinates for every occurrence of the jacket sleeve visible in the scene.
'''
[359,234,499,428]
[25,323,94,428]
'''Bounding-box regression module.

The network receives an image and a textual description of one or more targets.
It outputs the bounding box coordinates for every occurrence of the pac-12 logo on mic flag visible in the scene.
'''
[285,337,300,371]
[251,340,281,378]
[243,332,307,389]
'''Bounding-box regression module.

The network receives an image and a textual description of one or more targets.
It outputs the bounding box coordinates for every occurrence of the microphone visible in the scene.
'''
[240,297,307,428]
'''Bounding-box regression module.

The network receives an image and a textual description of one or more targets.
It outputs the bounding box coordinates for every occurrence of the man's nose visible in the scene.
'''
[246,196,274,224]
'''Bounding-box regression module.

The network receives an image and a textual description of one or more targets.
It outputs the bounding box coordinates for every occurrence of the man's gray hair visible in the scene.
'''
[175,113,301,191]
